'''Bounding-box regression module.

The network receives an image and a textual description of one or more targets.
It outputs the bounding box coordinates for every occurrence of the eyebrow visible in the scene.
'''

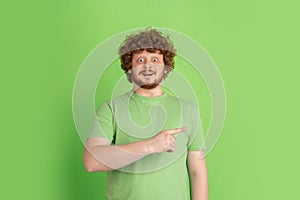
[134,54,161,57]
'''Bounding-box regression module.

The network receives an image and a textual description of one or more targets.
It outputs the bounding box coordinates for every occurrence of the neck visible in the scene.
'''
[133,85,164,97]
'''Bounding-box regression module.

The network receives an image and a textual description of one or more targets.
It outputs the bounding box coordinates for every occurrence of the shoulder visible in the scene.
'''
[96,92,133,112]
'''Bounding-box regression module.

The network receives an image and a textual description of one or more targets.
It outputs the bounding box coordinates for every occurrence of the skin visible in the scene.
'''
[83,50,208,200]
[129,50,166,91]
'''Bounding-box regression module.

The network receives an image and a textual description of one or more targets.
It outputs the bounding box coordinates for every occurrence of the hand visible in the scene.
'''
[146,127,187,154]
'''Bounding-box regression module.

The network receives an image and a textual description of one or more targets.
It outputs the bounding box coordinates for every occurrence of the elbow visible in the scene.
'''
[83,148,112,172]
[84,163,112,172]
[84,162,95,172]
[83,159,96,172]
[83,151,100,172]
[85,167,93,173]
[83,157,112,172]
[85,166,96,173]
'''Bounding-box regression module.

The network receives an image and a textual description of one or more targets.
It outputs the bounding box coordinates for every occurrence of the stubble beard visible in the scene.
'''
[132,71,164,90]
[140,83,160,89]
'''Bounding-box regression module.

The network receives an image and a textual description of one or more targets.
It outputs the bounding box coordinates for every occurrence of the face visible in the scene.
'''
[129,50,166,89]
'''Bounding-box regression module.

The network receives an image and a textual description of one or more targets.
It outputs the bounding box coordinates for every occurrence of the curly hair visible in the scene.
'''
[118,27,176,82]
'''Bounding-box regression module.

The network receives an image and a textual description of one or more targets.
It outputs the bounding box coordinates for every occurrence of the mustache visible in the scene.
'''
[139,70,155,74]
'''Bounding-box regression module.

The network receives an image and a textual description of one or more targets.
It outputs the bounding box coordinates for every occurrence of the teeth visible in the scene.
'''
[142,73,154,76]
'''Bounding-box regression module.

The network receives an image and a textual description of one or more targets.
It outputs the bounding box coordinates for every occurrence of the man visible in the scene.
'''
[83,28,208,200]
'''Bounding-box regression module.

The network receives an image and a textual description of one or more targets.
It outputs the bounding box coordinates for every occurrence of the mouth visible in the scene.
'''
[140,72,155,76]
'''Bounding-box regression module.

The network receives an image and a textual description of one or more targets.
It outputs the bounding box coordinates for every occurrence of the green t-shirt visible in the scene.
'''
[90,91,205,200]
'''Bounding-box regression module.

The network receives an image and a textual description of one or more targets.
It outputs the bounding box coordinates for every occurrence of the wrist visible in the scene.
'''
[142,139,154,154]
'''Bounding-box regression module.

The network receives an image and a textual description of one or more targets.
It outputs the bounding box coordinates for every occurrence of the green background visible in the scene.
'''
[1,0,299,199]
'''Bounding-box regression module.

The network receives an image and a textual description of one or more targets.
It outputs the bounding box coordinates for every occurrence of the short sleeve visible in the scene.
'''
[89,100,115,143]
[187,104,206,151]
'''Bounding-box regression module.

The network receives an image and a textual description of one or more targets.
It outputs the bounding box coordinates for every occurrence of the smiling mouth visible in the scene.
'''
[141,72,155,76]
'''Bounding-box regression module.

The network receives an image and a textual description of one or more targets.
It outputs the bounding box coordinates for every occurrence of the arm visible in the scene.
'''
[83,137,150,172]
[187,150,208,200]
[83,128,187,172]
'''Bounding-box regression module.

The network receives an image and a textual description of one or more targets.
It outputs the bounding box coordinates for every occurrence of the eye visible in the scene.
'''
[152,57,158,62]
[137,57,145,63]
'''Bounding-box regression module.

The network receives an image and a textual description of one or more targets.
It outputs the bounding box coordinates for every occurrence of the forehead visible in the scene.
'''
[133,49,163,57]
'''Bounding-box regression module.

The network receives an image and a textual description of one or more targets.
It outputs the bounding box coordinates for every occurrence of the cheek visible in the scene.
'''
[155,67,165,74]
[131,68,140,75]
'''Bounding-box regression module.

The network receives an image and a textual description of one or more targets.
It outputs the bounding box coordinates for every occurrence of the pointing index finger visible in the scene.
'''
[166,127,188,135]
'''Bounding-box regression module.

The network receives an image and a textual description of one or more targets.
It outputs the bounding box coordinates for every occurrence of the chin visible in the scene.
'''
[140,83,159,89]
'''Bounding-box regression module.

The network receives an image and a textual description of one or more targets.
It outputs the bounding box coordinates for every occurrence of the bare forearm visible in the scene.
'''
[84,128,186,172]
[189,171,208,200]
[85,140,151,172]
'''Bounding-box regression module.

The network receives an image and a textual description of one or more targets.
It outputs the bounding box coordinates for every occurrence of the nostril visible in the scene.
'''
[143,64,151,68]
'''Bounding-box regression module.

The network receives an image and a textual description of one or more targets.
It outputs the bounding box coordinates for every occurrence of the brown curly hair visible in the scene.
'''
[118,27,176,82]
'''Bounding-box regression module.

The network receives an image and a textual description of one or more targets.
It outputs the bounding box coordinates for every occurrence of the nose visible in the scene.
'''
[143,58,151,69]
